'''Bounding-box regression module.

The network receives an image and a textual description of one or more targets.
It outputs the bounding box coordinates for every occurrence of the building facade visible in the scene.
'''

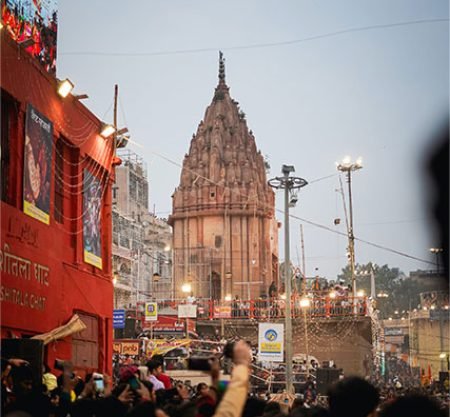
[1,32,115,374]
[169,54,279,301]
[112,150,173,313]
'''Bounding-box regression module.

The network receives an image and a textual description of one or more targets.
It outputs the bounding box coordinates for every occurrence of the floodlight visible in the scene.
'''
[57,79,74,98]
[100,123,115,138]
[181,283,192,293]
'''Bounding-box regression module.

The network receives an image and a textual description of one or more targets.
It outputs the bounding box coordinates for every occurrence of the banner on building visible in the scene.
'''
[23,104,53,225]
[83,169,102,269]
[1,0,58,74]
[178,304,197,318]
[258,323,284,362]
[145,302,158,322]
[213,305,231,318]
[116,341,140,356]
[145,338,191,357]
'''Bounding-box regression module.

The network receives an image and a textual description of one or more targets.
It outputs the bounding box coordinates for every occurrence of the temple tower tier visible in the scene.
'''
[168,52,279,301]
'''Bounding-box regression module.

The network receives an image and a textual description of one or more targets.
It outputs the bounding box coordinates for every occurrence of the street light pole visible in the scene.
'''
[269,165,308,394]
[430,247,443,274]
[337,156,363,306]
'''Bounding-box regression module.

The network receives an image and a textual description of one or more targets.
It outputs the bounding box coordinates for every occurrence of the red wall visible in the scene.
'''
[1,33,115,375]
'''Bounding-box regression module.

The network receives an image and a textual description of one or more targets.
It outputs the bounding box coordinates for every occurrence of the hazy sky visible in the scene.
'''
[58,0,448,280]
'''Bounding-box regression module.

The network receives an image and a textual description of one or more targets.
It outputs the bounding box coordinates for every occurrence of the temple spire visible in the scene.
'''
[218,51,226,84]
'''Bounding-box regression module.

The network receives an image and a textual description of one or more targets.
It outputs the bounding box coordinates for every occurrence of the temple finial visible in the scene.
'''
[218,51,225,83]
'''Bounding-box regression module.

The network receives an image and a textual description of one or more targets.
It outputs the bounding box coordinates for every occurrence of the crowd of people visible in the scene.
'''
[2,3,57,74]
[2,338,448,417]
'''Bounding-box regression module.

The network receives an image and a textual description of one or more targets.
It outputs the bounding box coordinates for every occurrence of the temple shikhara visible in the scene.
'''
[169,53,279,301]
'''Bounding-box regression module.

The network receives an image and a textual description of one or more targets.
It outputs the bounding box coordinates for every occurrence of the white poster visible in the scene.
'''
[258,323,284,362]
[178,304,197,318]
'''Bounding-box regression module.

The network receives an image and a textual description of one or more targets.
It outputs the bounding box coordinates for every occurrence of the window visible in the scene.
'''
[1,92,19,205]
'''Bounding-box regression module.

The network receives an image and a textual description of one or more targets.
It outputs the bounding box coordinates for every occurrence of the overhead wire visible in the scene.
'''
[60,18,449,57]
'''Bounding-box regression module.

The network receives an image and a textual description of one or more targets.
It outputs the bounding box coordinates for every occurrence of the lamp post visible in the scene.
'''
[429,247,443,274]
[336,156,363,307]
[181,282,192,339]
[299,297,311,379]
[269,164,308,394]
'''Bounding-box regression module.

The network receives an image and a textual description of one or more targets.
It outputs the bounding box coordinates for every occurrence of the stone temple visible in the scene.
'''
[169,53,279,301]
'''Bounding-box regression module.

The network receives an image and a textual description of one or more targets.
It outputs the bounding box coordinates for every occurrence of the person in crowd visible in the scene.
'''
[327,376,379,417]
[378,394,446,417]
[269,281,277,299]
[152,355,172,389]
[146,360,165,391]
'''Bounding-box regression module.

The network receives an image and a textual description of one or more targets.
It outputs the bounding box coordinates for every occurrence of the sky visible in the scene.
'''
[57,0,448,280]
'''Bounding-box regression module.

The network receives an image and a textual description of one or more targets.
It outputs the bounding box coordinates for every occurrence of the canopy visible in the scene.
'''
[31,314,87,345]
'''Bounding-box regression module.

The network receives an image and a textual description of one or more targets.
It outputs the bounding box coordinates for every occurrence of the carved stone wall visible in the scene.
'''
[169,57,278,300]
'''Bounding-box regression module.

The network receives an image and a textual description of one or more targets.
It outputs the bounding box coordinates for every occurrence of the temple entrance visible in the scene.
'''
[210,272,221,301]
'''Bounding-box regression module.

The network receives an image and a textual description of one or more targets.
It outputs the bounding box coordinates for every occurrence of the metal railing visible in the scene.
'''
[155,296,368,320]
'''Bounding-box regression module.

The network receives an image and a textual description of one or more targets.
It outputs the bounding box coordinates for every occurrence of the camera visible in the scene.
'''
[93,372,104,392]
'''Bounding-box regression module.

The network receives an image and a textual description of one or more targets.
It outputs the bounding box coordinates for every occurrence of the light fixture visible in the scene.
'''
[280,293,286,300]
[388,317,393,321]
[401,317,405,320]
[329,291,337,299]
[299,298,310,308]
[439,353,447,359]
[181,283,192,293]
[116,135,129,149]
[394,310,399,314]
[356,290,365,297]
[100,123,116,138]
[164,244,171,252]
[73,94,89,100]
[342,156,351,165]
[57,78,74,98]
[430,305,436,310]
[224,294,232,302]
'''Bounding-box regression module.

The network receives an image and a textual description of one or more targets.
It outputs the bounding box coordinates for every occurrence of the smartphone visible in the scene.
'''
[128,377,140,390]
[94,379,104,392]
[187,357,211,371]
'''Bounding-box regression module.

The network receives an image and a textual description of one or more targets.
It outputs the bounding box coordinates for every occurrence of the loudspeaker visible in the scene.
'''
[123,318,137,339]
[316,368,341,395]
[1,339,44,389]
[439,371,449,383]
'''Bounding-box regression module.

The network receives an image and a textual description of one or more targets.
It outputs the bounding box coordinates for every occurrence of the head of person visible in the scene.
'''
[328,376,379,417]
[152,355,165,370]
[378,394,446,417]
[196,382,209,397]
[147,359,163,376]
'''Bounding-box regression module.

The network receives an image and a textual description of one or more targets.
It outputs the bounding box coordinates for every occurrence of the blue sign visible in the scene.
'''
[113,309,125,329]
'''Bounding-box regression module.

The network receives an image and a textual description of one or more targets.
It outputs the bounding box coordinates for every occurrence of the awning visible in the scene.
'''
[31,314,87,345]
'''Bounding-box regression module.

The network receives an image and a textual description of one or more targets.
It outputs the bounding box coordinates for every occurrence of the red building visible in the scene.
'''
[1,32,116,375]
